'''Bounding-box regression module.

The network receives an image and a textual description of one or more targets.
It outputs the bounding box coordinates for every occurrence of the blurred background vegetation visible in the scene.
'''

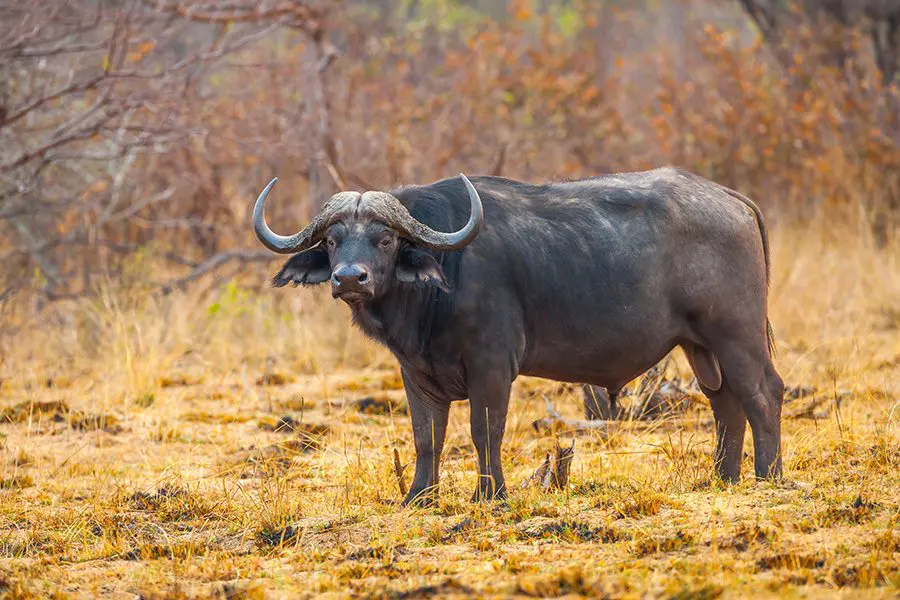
[1,0,898,326]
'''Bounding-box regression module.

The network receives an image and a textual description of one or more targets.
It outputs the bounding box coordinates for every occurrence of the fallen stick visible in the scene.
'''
[392,447,408,498]
[786,391,850,420]
[786,394,829,419]
[531,396,613,435]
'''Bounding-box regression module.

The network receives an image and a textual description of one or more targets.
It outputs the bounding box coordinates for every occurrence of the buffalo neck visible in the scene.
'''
[350,283,449,370]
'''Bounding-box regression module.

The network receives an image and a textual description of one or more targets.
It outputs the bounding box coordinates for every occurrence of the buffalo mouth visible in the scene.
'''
[333,289,373,304]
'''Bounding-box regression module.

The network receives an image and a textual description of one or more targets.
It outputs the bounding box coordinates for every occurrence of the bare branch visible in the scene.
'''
[160,250,278,294]
[0,0,333,305]
[145,0,321,28]
[3,75,107,129]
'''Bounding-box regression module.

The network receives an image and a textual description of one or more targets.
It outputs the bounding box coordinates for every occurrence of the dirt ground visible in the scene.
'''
[1,221,898,599]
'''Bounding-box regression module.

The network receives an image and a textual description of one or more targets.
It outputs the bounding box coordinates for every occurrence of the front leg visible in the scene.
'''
[401,372,450,507]
[467,365,513,502]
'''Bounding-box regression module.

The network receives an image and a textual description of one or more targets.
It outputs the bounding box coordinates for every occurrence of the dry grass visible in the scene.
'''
[0,219,898,599]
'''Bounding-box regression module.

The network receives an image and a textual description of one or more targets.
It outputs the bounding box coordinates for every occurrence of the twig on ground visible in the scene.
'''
[785,389,850,420]
[786,394,830,419]
[531,395,612,435]
[393,448,408,498]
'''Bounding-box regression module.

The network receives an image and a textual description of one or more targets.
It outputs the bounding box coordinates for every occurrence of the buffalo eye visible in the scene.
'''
[377,236,394,249]
[326,238,337,249]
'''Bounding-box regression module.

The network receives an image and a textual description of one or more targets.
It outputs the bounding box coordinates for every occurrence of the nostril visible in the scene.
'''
[332,265,369,287]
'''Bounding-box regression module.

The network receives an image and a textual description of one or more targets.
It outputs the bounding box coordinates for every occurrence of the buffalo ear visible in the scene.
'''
[272,248,331,287]
[395,248,449,292]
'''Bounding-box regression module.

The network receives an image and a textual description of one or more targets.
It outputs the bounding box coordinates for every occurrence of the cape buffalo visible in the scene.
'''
[253,167,784,505]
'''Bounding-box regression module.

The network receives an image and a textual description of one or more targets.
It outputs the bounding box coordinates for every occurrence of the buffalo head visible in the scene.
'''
[253,174,484,304]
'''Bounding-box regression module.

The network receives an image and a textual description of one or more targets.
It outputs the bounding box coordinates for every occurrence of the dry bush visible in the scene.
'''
[2,0,899,324]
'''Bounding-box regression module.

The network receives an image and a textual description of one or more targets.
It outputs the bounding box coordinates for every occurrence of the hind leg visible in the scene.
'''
[706,341,784,480]
[583,385,608,420]
[749,360,784,479]
[582,385,620,420]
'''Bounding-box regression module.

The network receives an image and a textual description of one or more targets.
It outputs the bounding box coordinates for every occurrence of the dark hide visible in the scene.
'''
[272,167,784,504]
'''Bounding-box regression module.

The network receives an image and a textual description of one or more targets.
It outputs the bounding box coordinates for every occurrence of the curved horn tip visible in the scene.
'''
[256,177,278,199]
[254,175,319,254]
